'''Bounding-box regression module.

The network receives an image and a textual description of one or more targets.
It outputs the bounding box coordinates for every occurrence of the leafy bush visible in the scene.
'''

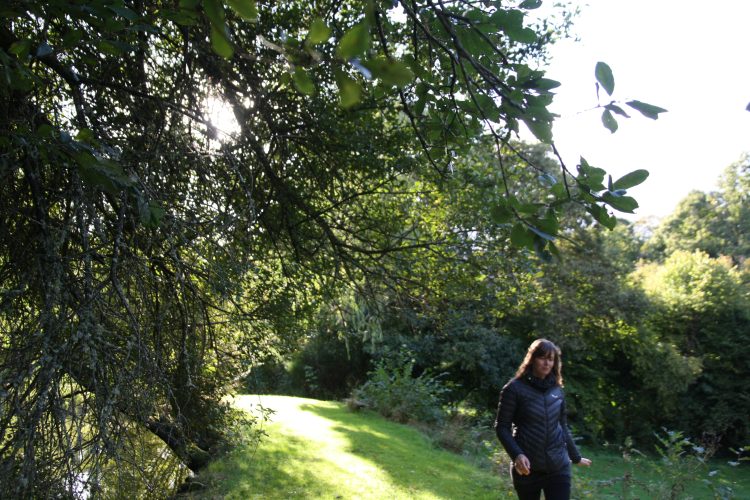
[353,352,446,424]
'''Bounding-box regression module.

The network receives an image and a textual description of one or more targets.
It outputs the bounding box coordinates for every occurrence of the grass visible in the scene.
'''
[571,445,750,499]
[183,395,750,499]
[183,395,513,499]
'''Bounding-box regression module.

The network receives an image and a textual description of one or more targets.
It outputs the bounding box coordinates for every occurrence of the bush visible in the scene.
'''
[353,352,446,424]
[289,329,371,400]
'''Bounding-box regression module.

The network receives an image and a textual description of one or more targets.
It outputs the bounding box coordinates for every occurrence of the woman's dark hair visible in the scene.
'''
[514,339,563,386]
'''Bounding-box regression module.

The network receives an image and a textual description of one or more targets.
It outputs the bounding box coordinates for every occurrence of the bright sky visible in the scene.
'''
[538,0,750,221]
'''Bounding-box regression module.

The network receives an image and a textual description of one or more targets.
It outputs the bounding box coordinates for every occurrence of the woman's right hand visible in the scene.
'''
[514,454,531,475]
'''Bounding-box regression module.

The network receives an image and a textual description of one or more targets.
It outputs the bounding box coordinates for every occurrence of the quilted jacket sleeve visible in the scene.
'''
[560,398,582,464]
[494,381,525,461]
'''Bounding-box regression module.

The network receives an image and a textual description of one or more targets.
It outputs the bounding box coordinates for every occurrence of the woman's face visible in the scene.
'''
[531,352,555,378]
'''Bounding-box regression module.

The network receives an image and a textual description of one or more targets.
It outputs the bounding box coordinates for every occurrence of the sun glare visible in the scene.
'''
[204,95,241,141]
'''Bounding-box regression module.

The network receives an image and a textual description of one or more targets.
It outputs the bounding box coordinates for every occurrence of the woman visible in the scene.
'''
[495,339,591,500]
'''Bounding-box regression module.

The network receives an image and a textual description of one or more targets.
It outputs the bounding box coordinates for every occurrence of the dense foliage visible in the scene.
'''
[1,0,667,495]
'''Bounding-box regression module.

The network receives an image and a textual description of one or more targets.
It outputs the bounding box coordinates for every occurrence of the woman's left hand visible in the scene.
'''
[576,457,592,466]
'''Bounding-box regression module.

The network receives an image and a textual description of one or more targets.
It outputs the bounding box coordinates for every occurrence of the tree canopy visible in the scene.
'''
[0,0,666,495]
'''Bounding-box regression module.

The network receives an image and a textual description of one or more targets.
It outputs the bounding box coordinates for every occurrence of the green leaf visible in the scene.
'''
[165,8,201,26]
[522,116,552,144]
[97,40,124,56]
[108,5,139,20]
[519,0,543,9]
[226,0,258,21]
[612,169,649,190]
[8,39,32,58]
[490,203,513,224]
[62,30,84,48]
[210,24,234,58]
[308,18,331,45]
[601,192,638,213]
[292,67,315,95]
[337,22,370,59]
[601,109,618,133]
[589,204,617,229]
[508,27,537,43]
[527,78,561,92]
[625,100,667,120]
[202,0,225,27]
[335,71,362,108]
[75,153,133,194]
[472,93,500,121]
[510,223,534,249]
[363,57,414,88]
[75,128,98,146]
[536,211,559,235]
[140,200,165,228]
[595,61,615,96]
[605,103,630,118]
[492,9,536,43]
[36,124,55,137]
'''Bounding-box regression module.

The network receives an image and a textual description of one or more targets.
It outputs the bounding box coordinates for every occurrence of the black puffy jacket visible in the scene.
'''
[494,374,581,473]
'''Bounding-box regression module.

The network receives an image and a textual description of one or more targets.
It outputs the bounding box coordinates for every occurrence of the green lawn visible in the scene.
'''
[185,395,513,499]
[183,395,750,499]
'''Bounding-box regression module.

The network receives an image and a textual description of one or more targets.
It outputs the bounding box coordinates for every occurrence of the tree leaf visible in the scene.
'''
[335,71,361,108]
[493,9,536,43]
[293,67,315,95]
[8,39,32,58]
[522,116,552,144]
[612,169,649,190]
[626,100,667,120]
[589,204,617,229]
[605,103,630,118]
[471,93,501,121]
[510,223,534,248]
[595,61,614,96]
[363,57,414,88]
[108,5,139,20]
[528,77,561,92]
[308,18,330,45]
[601,109,618,133]
[519,0,543,9]
[490,203,513,224]
[601,192,638,213]
[337,23,370,59]
[210,24,234,58]
[202,0,225,28]
[226,0,257,22]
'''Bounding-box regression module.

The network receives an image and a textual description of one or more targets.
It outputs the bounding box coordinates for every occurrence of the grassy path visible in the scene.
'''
[186,395,511,499]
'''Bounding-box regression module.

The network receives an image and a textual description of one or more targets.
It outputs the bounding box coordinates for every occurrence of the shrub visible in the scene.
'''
[353,352,446,424]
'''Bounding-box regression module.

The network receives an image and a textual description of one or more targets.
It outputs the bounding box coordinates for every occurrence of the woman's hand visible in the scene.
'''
[576,457,592,466]
[514,454,531,475]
